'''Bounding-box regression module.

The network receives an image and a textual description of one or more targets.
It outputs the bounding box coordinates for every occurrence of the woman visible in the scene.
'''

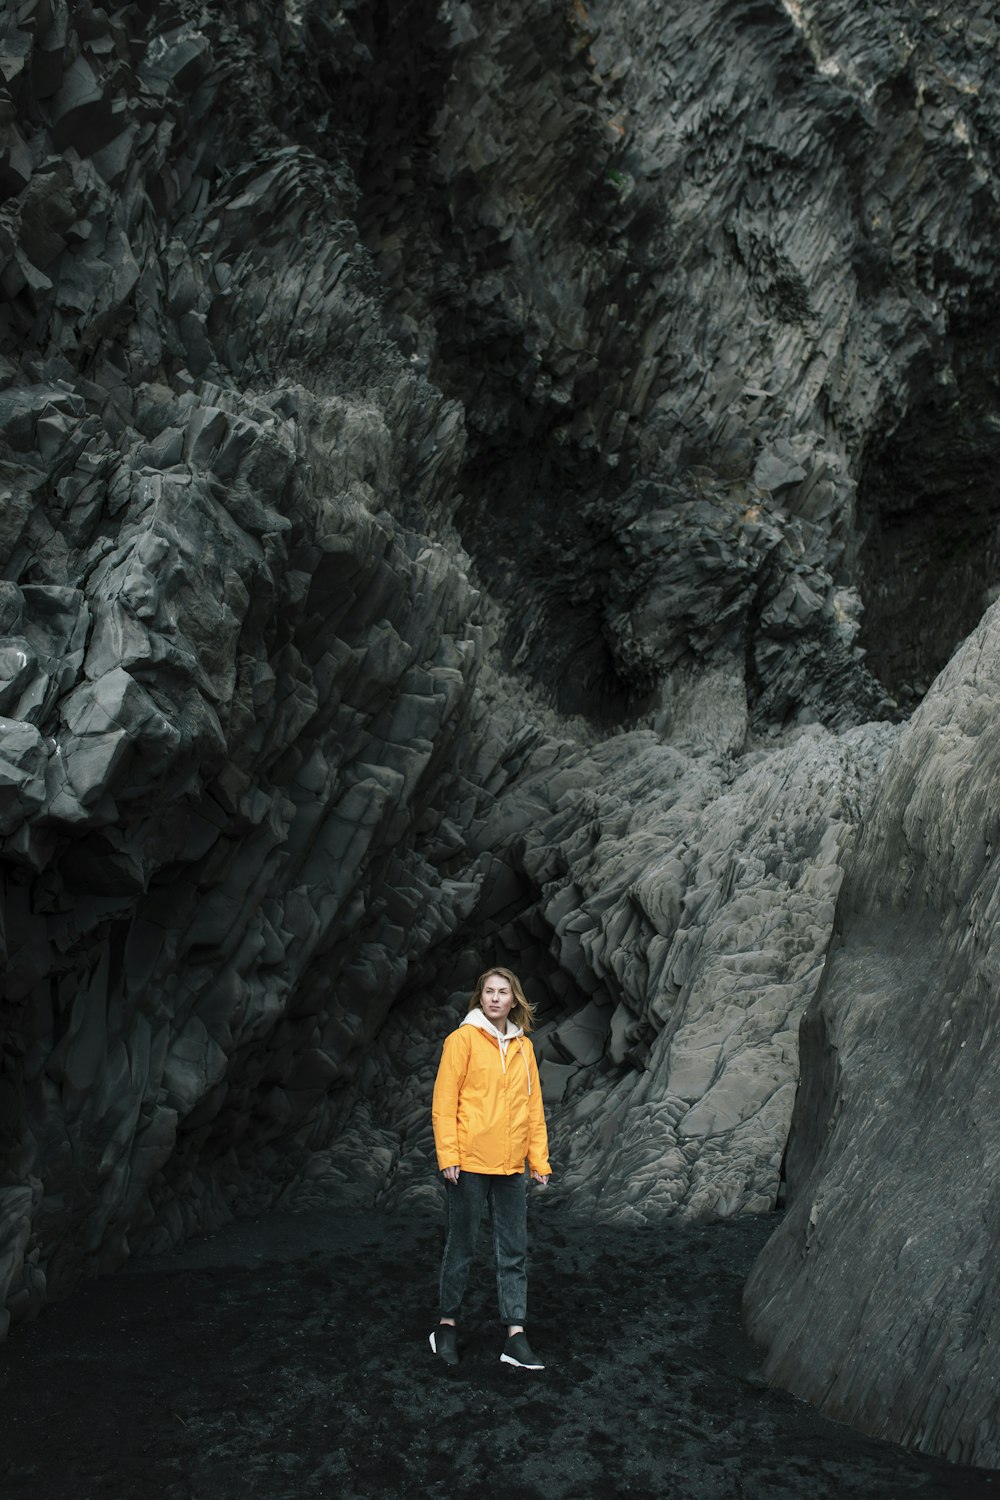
[430,966,551,1370]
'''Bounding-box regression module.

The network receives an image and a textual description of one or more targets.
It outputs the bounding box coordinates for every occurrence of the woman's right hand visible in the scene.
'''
[442,1165,461,1183]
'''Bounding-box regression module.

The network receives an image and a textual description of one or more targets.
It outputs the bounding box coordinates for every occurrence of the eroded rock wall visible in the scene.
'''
[743,601,1000,1469]
[0,0,999,1471]
[0,0,507,1327]
[329,717,896,1225]
[355,0,1000,724]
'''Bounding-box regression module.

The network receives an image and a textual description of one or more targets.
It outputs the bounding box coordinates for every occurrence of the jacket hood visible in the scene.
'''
[461,1008,524,1042]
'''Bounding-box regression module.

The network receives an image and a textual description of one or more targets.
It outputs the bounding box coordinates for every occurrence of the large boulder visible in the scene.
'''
[744,600,1000,1468]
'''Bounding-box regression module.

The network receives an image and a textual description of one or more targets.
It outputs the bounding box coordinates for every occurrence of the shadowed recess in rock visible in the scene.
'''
[856,305,1000,709]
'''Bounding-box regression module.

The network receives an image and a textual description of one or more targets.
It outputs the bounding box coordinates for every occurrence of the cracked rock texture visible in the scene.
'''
[340,719,896,1229]
[1,0,999,1470]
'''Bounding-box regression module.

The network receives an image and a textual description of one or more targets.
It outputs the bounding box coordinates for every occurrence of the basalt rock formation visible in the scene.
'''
[1,0,999,1471]
[743,601,1000,1469]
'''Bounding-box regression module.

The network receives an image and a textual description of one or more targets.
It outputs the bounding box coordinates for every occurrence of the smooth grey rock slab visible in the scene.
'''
[744,600,1000,1468]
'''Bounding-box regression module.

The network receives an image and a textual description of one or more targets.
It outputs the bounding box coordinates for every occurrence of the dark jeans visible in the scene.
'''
[439,1170,528,1326]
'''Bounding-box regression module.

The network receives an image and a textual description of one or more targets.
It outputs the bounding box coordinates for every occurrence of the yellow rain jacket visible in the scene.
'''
[432,1010,552,1177]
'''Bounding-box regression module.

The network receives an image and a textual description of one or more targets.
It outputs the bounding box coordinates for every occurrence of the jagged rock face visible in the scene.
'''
[353,0,1000,726]
[330,719,896,1225]
[1,0,999,1471]
[0,0,498,1325]
[743,601,1000,1469]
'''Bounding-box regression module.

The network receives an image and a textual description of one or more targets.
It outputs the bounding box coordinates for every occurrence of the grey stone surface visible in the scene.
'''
[359,0,998,727]
[743,600,1000,1469]
[349,718,896,1225]
[0,0,997,1470]
[0,0,495,1323]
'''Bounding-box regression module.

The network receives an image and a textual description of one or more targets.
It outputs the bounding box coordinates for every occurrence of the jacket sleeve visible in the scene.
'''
[525,1042,552,1177]
[432,1028,469,1170]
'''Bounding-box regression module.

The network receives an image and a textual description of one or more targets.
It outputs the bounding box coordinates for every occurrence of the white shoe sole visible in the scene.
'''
[500,1353,544,1369]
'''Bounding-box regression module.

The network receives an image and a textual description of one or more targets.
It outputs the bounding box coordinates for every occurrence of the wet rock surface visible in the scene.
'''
[0,0,998,1475]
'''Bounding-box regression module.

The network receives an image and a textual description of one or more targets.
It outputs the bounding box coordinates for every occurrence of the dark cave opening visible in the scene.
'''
[856,319,1000,709]
[455,441,636,724]
[389,841,627,1111]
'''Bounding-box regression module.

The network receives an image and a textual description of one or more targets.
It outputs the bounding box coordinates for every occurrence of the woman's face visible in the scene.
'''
[480,973,515,1029]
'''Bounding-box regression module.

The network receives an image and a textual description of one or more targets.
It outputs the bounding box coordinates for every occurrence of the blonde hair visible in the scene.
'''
[470,967,536,1033]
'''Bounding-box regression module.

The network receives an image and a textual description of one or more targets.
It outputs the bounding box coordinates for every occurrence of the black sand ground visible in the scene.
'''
[0,1203,996,1500]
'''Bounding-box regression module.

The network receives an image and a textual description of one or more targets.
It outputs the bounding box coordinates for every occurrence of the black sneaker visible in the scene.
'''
[429,1325,459,1366]
[500,1332,544,1369]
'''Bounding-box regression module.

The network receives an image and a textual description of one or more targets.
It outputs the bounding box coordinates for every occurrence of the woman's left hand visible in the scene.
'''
[530,1170,550,1187]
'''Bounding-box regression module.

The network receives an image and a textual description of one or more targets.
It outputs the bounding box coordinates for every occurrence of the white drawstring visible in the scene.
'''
[517,1036,531,1095]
